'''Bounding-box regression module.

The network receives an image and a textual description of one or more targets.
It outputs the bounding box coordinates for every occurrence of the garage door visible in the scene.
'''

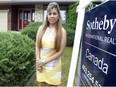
[0,10,8,32]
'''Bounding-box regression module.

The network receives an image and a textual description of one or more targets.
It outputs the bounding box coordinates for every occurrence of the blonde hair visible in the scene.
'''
[37,2,62,52]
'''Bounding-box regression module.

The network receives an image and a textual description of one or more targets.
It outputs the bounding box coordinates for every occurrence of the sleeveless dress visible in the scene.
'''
[36,27,61,85]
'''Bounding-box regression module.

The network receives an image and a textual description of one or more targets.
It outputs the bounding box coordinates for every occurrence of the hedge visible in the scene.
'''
[20,22,75,47]
[67,2,79,30]
[20,22,42,41]
[63,23,75,46]
[0,32,35,86]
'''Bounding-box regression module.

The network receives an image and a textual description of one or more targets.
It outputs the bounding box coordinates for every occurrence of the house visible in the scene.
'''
[0,0,77,31]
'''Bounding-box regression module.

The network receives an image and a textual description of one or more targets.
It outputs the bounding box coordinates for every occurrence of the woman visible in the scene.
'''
[36,2,67,86]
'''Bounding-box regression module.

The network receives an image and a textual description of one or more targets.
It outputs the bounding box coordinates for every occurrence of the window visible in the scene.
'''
[60,10,66,23]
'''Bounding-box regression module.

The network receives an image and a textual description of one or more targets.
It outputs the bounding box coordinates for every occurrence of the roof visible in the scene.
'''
[0,0,78,5]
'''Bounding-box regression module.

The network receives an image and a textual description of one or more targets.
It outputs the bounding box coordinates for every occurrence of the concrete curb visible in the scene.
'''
[26,72,36,86]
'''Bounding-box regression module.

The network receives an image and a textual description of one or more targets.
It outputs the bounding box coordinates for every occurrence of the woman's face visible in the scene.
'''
[47,8,59,25]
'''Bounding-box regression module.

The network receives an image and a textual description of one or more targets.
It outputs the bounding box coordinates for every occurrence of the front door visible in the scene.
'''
[18,9,34,30]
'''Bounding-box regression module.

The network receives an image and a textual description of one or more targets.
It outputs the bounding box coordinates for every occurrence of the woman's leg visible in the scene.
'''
[38,82,46,87]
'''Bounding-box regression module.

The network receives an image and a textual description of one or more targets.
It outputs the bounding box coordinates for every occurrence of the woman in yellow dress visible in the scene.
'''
[36,2,67,86]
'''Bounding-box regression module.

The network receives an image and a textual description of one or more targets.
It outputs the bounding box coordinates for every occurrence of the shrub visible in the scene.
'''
[66,29,75,47]
[67,2,79,30]
[20,22,42,41]
[20,22,75,47]
[63,23,75,46]
[0,32,35,86]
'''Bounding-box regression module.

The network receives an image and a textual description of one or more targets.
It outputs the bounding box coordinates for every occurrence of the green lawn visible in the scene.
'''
[30,47,73,86]
[60,47,73,86]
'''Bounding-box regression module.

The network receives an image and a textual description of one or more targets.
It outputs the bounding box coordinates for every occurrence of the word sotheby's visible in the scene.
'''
[86,15,116,34]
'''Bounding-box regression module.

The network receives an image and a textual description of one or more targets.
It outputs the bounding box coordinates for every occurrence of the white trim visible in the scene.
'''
[0,10,9,12]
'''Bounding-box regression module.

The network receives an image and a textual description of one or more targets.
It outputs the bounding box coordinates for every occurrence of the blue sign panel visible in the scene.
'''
[81,1,116,86]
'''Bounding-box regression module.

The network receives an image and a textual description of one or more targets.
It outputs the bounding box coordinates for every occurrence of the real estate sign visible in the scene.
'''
[81,1,116,86]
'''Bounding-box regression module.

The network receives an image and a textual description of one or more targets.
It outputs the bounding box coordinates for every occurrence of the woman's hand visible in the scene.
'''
[36,59,45,66]
[36,59,46,72]
[36,59,43,72]
[37,66,43,73]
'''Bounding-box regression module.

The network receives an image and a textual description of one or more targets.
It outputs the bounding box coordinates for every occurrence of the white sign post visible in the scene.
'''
[67,0,108,87]
[67,0,99,87]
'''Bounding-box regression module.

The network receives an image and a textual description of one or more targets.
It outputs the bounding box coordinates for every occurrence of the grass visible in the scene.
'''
[60,47,73,86]
[30,47,73,86]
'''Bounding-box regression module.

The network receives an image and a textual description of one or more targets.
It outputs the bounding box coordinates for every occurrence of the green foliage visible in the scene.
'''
[20,22,75,47]
[0,32,35,86]
[66,29,75,47]
[20,22,42,41]
[60,47,73,86]
[67,2,79,30]
[63,24,75,47]
[20,4,78,44]
[85,3,96,12]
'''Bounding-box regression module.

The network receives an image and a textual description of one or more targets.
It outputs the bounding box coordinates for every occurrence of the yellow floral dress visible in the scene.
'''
[36,27,61,85]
